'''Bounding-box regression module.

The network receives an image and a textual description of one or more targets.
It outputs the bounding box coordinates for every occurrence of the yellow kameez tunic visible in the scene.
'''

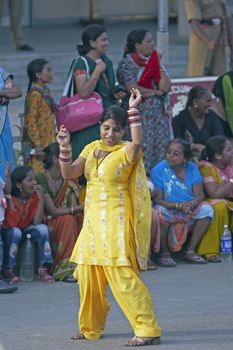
[70,140,161,340]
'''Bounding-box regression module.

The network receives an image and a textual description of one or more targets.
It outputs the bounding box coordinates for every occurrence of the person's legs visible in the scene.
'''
[3,227,22,283]
[158,224,176,267]
[104,265,161,339]
[8,0,26,48]
[3,227,22,270]
[197,202,228,259]
[76,264,110,340]
[26,224,54,282]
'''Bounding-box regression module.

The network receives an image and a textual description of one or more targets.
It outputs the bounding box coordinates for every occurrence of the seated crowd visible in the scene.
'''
[1,40,233,293]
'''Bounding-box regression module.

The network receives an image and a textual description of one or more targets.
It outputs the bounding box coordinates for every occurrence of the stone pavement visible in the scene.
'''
[1,259,233,350]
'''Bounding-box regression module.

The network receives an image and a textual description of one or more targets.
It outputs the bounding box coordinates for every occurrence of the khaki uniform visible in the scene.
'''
[0,0,26,48]
[184,0,229,76]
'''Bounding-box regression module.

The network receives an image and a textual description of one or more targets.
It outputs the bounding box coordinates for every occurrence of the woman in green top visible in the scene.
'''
[71,24,125,185]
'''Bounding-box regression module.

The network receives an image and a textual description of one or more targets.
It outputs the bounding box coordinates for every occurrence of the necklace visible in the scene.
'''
[94,150,111,177]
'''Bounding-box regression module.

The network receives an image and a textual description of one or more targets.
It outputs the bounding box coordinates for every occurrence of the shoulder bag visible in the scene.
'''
[55,57,103,133]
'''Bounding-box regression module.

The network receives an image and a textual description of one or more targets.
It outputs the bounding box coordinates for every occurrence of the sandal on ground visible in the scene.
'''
[147,260,158,270]
[206,255,221,263]
[158,254,176,267]
[4,269,22,284]
[38,267,55,283]
[184,251,207,264]
[71,332,85,340]
[125,336,161,346]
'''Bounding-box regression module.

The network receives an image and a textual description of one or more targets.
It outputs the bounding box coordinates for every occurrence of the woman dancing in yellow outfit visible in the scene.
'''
[57,89,161,346]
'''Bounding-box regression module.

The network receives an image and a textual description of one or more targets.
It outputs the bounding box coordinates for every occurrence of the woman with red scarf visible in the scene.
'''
[117,29,172,173]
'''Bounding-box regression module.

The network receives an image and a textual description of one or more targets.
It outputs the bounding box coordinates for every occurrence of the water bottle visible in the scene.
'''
[20,233,35,281]
[221,225,232,262]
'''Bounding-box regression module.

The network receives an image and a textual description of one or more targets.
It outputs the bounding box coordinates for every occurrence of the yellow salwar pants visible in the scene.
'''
[75,264,161,340]
[197,202,233,257]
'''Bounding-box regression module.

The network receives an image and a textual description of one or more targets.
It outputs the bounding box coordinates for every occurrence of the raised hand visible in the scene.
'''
[56,125,70,147]
[129,88,142,109]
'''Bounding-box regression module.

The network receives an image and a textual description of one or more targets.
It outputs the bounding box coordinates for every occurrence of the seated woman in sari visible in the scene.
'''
[36,143,84,282]
[150,138,213,267]
[197,135,233,262]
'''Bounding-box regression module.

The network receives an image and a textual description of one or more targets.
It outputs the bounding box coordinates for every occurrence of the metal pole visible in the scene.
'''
[156,0,169,65]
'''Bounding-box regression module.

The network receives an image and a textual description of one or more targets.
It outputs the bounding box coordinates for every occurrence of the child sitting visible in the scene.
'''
[2,166,54,283]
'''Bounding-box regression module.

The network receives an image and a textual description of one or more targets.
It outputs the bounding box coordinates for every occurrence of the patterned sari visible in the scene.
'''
[197,161,233,257]
[36,173,83,280]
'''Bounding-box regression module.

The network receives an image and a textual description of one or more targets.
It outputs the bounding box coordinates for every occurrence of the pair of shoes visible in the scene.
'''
[4,269,22,284]
[0,279,18,294]
[62,275,77,283]
[206,255,221,263]
[16,44,34,51]
[184,251,207,264]
[71,332,85,340]
[147,259,158,270]
[158,254,176,267]
[38,267,55,283]
[125,336,161,346]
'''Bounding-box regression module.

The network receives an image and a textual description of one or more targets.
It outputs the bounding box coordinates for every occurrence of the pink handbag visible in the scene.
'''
[56,57,103,133]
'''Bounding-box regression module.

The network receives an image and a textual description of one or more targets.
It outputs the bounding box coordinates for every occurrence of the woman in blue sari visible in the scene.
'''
[150,139,213,267]
[0,67,21,180]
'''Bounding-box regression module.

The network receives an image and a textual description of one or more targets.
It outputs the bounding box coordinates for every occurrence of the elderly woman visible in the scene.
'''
[117,29,172,173]
[197,135,233,261]
[150,138,214,267]
[173,86,224,161]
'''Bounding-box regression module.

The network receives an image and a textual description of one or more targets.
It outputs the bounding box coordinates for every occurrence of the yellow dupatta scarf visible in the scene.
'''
[96,139,151,271]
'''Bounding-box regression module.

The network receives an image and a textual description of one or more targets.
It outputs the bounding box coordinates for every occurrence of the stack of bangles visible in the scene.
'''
[127,107,142,127]
[59,144,72,163]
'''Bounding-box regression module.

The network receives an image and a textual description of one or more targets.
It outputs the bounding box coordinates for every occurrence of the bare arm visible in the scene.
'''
[75,59,106,99]
[158,69,171,94]
[3,163,11,195]
[124,81,164,98]
[56,125,86,179]
[0,78,22,99]
[126,89,143,163]
[32,186,45,225]
[204,180,233,199]
[44,193,83,218]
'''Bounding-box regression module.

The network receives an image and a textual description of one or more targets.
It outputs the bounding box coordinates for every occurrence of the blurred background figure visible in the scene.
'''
[184,0,233,76]
[0,66,21,180]
[0,0,33,51]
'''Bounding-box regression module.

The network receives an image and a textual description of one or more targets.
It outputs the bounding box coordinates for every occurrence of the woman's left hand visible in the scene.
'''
[129,88,142,108]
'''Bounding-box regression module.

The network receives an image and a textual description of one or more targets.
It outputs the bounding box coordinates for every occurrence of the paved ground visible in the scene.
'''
[1,259,233,350]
